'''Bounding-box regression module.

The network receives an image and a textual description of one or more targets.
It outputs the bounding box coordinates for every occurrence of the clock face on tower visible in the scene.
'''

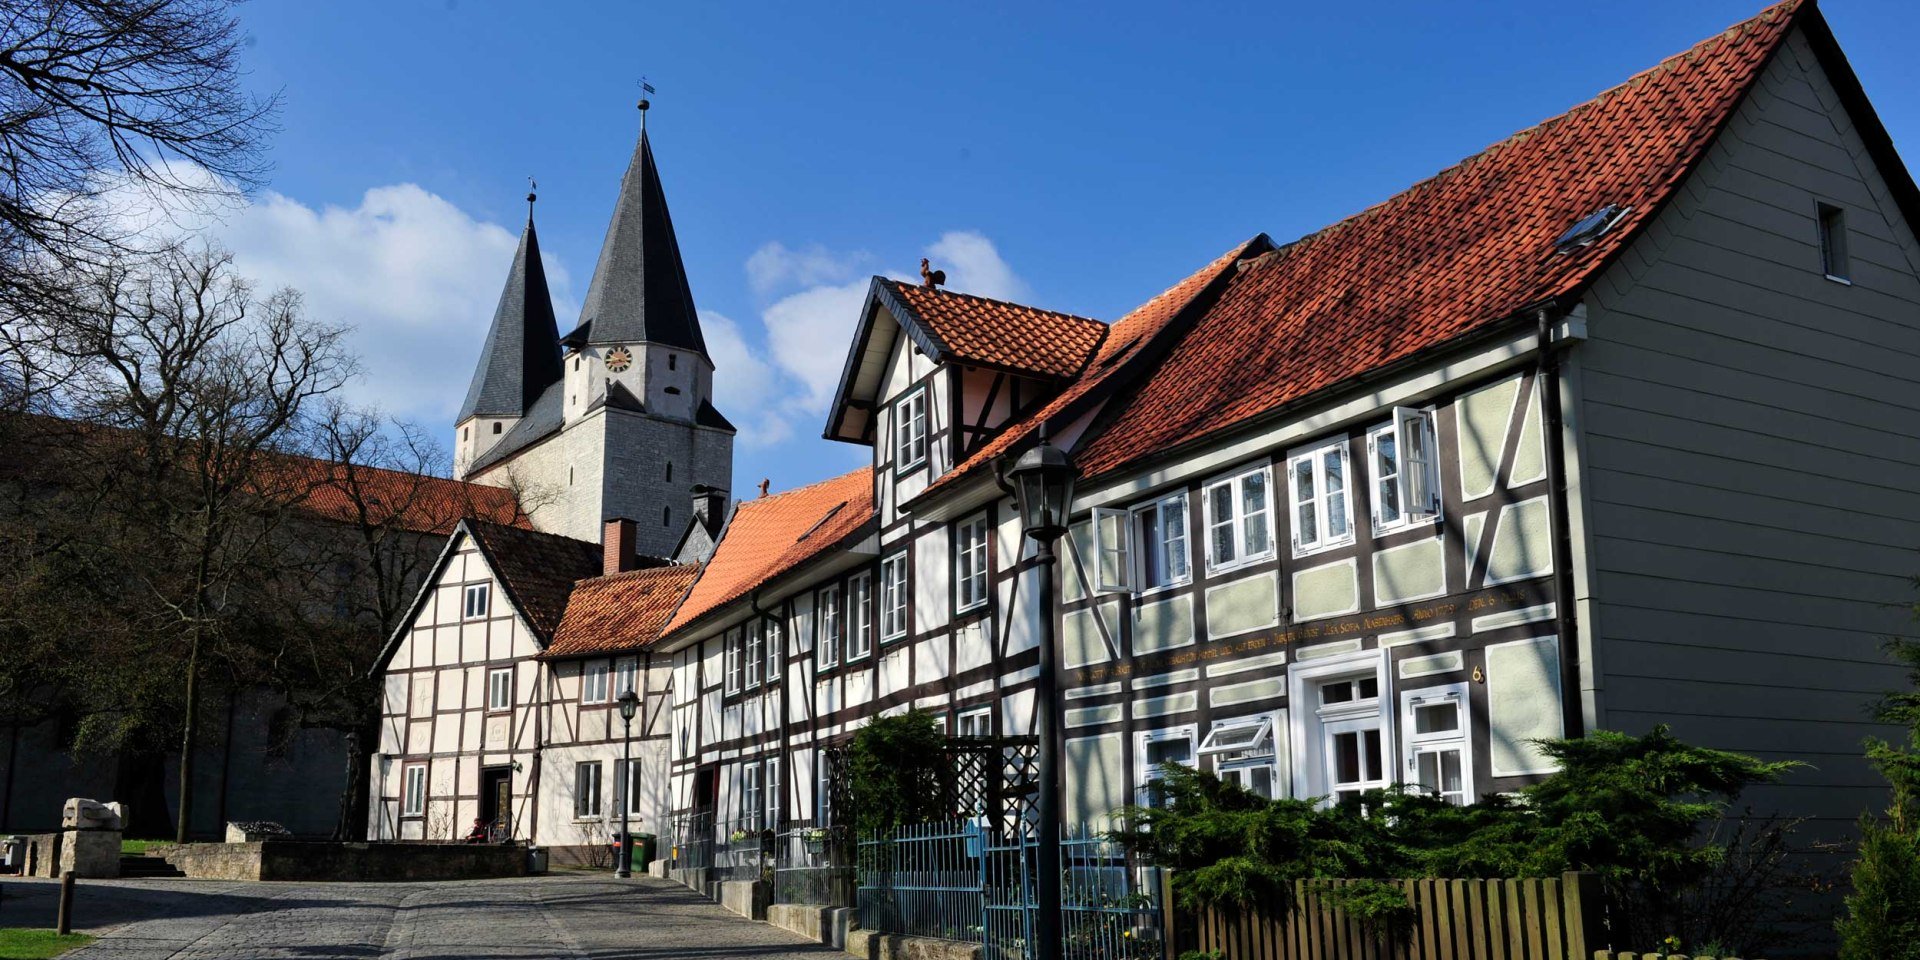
[605,346,633,373]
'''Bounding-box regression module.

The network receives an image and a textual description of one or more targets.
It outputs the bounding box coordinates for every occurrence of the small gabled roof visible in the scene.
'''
[542,563,702,659]
[466,521,603,642]
[576,129,708,356]
[458,213,564,423]
[663,468,875,637]
[1072,0,1828,479]
[825,278,1107,443]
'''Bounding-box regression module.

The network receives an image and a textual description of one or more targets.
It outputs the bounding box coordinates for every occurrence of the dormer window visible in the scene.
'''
[895,388,928,470]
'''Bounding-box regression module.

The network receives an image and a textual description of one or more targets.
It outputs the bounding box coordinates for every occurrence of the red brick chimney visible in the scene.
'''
[603,517,638,575]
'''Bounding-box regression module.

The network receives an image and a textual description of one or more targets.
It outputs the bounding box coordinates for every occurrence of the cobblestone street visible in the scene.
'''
[0,874,835,959]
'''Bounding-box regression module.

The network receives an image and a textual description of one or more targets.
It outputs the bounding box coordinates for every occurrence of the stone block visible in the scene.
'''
[844,929,982,960]
[225,821,293,843]
[719,879,769,920]
[59,829,120,878]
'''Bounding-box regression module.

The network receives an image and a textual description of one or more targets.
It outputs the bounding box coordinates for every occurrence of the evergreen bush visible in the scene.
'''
[1837,626,1920,959]
[843,709,952,836]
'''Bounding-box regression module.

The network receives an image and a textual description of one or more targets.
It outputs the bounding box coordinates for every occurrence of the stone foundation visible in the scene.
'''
[154,840,527,882]
[768,903,852,949]
[844,929,982,960]
[59,829,120,878]
[718,879,768,920]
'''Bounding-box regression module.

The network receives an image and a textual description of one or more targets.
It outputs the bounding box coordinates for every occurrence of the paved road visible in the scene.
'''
[0,874,837,959]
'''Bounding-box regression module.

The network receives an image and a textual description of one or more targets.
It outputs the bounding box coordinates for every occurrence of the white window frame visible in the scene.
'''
[1090,507,1132,594]
[1288,439,1355,557]
[765,617,783,687]
[745,621,763,689]
[581,661,611,705]
[1135,725,1199,807]
[740,762,763,831]
[1287,651,1391,807]
[615,757,644,816]
[1128,493,1195,595]
[1202,464,1276,573]
[879,553,909,642]
[402,763,427,817]
[725,630,742,694]
[463,583,490,620]
[1401,683,1473,806]
[816,747,834,824]
[847,573,874,661]
[574,761,603,819]
[765,757,783,830]
[816,584,842,669]
[487,667,513,713]
[956,707,992,739]
[894,387,928,471]
[1202,715,1281,800]
[1367,408,1441,532]
[615,657,638,699]
[954,514,990,613]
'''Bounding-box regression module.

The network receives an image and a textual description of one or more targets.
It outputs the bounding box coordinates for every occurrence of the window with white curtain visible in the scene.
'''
[740,762,762,830]
[954,514,990,612]
[817,584,842,668]
[879,553,908,641]
[615,657,638,698]
[1289,439,1354,555]
[848,573,873,660]
[1203,465,1275,572]
[488,667,512,712]
[764,618,783,687]
[745,622,763,689]
[895,388,928,469]
[581,662,611,704]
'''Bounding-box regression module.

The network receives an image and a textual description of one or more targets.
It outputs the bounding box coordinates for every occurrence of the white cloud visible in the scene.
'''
[744,241,867,296]
[703,310,792,447]
[762,276,876,415]
[925,231,1028,302]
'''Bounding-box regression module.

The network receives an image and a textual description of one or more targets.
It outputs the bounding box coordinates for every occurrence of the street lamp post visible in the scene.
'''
[1009,430,1076,960]
[616,687,640,879]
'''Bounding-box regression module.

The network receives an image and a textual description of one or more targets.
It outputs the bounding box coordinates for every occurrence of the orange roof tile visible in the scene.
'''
[293,460,527,535]
[878,279,1108,379]
[665,468,874,636]
[919,235,1269,499]
[1071,0,1804,477]
[544,563,702,658]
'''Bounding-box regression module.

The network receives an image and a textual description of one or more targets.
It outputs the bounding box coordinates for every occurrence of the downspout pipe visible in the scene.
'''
[1536,306,1585,739]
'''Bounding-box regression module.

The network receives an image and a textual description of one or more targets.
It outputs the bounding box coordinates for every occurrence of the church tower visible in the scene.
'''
[456,111,735,557]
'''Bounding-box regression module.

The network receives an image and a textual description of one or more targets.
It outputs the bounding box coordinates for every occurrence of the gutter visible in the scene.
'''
[1535,304,1585,739]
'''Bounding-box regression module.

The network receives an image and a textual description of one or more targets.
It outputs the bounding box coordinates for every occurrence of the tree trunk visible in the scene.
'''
[175,624,201,844]
[334,725,372,841]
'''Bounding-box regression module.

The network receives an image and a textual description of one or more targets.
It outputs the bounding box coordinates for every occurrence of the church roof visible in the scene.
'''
[458,213,563,423]
[576,129,708,356]
[467,379,564,475]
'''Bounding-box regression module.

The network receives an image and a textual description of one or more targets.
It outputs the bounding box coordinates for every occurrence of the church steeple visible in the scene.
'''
[574,123,708,356]
[458,199,564,424]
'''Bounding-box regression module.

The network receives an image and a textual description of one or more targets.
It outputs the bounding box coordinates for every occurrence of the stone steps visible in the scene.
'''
[120,854,186,878]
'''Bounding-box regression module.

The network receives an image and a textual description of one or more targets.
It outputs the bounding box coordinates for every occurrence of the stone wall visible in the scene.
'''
[155,840,527,882]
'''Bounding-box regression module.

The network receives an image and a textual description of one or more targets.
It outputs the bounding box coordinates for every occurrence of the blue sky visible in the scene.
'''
[213,0,1918,495]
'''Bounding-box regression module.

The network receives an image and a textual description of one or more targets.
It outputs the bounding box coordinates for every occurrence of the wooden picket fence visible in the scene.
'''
[1173,872,1609,960]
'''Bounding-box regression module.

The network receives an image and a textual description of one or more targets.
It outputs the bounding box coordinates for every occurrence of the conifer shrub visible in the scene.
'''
[1837,629,1920,959]
[843,709,953,836]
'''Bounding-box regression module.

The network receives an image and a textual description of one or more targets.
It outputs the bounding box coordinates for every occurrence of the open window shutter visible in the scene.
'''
[1273,708,1293,799]
[1365,431,1384,529]
[1395,407,1437,517]
[1092,507,1131,593]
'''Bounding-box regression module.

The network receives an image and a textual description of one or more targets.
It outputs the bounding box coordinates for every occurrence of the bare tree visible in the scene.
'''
[0,0,277,293]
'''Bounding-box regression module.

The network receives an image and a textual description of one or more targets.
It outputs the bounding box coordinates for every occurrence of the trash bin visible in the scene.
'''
[527,846,548,874]
[631,833,657,868]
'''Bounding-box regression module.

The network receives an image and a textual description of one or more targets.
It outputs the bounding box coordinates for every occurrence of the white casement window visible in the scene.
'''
[764,618,783,687]
[402,764,427,816]
[740,762,763,831]
[765,758,782,830]
[957,707,992,739]
[1318,674,1387,804]
[615,657,638,699]
[879,553,909,642]
[1401,684,1472,806]
[816,748,834,824]
[582,661,611,704]
[574,761,603,819]
[1368,408,1440,531]
[817,585,842,669]
[487,667,513,712]
[1092,493,1190,595]
[1288,439,1354,556]
[725,631,742,694]
[847,573,873,660]
[1090,507,1131,594]
[1200,715,1280,799]
[1203,465,1275,572]
[615,758,644,816]
[745,622,763,689]
[894,388,928,470]
[463,583,490,620]
[954,514,990,612]
[1135,726,1198,807]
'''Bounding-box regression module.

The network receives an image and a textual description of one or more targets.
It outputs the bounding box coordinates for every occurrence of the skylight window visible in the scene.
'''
[1553,204,1628,253]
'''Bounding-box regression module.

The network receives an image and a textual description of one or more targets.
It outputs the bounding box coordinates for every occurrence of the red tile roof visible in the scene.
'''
[293,460,527,535]
[664,468,874,636]
[1072,0,1804,478]
[467,521,603,641]
[878,279,1108,379]
[543,563,702,658]
[919,236,1270,498]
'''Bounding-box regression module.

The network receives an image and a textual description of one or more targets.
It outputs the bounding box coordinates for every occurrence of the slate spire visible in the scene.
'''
[574,124,708,356]
[458,198,564,422]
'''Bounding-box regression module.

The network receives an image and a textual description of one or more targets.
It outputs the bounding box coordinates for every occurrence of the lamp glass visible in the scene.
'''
[1011,440,1077,541]
[617,688,639,722]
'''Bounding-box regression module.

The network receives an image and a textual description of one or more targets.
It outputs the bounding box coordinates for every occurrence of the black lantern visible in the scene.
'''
[616,687,640,723]
[1009,431,1077,543]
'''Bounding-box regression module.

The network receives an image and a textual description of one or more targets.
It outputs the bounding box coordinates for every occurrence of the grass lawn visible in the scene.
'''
[0,930,95,959]
[118,838,161,855]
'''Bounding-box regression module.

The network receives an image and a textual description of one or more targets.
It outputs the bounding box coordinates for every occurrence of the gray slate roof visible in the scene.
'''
[458,216,564,422]
[575,131,708,356]
[469,380,564,475]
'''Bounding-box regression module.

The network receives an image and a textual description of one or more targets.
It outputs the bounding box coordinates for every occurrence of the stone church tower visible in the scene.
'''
[454,119,734,557]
